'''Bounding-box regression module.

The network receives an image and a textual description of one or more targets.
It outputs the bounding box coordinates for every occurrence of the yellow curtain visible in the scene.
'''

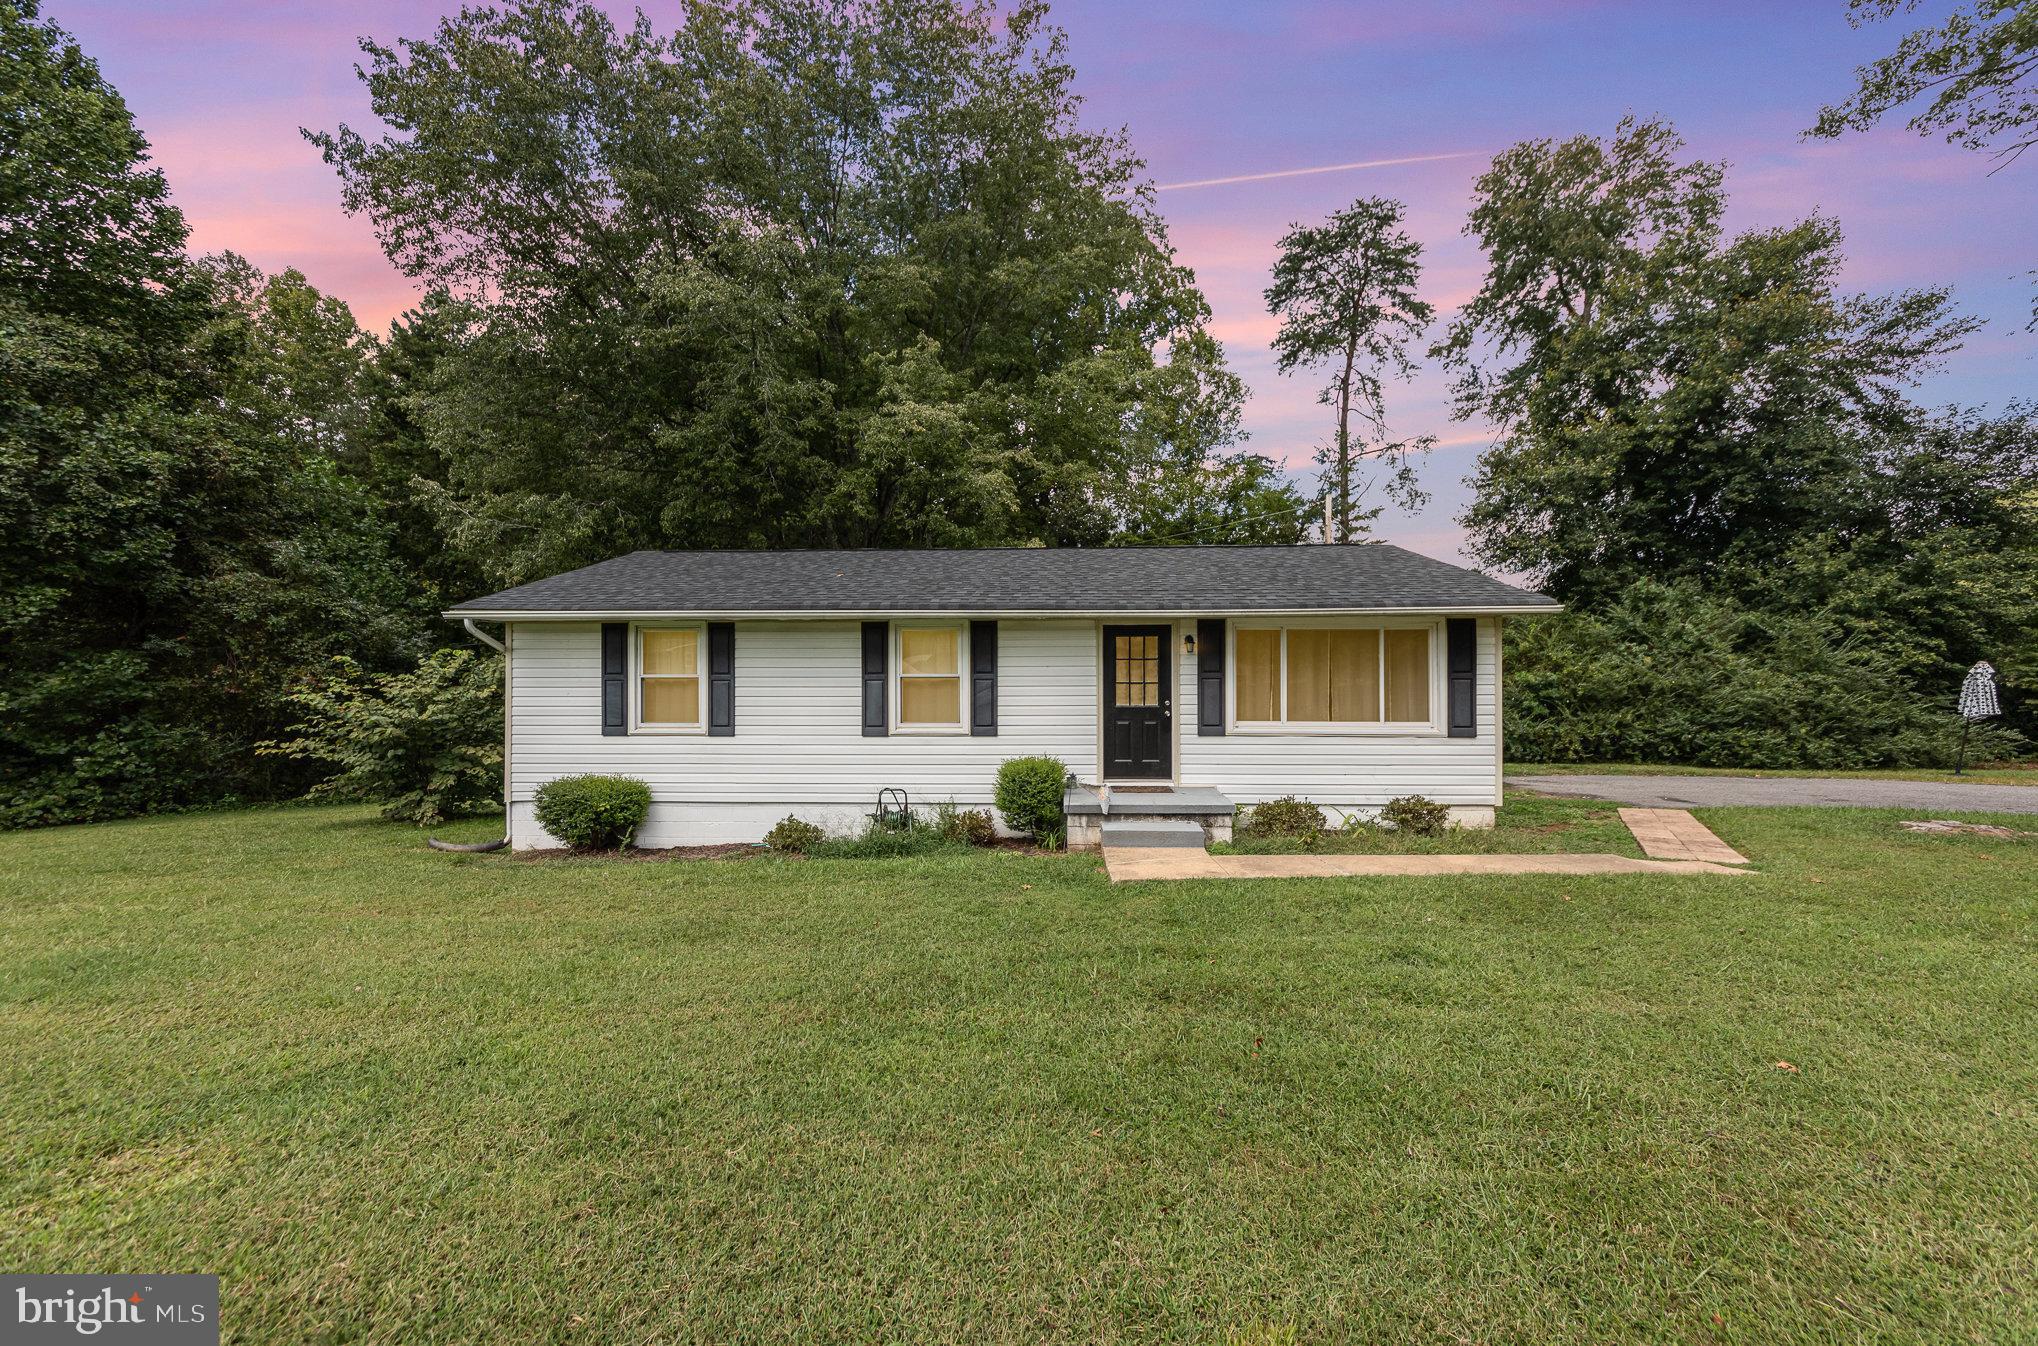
[1235,628,1280,721]
[641,628,697,675]
[1384,628,1430,721]
[1287,628,1378,722]
[900,678,959,724]
[899,628,958,676]
[641,678,699,724]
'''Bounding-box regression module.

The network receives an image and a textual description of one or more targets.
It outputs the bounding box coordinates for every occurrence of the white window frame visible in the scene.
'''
[1228,618,1445,735]
[891,622,970,735]
[629,621,707,735]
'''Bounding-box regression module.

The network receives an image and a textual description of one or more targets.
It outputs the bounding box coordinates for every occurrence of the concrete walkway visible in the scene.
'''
[1511,773,2038,814]
[1102,848,1748,883]
[1619,808,1749,864]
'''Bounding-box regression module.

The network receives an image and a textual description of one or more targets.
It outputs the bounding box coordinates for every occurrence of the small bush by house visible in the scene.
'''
[533,775,652,850]
[934,802,997,847]
[765,816,827,853]
[1379,794,1450,836]
[994,757,1066,840]
[1239,796,1326,840]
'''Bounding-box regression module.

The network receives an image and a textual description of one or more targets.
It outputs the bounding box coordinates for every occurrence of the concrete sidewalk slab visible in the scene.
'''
[1102,848,1751,883]
[1618,808,1749,864]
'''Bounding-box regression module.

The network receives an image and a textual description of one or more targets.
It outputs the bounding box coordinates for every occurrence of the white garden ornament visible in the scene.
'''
[1954,661,2000,775]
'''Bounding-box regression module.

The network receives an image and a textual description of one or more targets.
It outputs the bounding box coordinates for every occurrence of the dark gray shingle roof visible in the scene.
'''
[447,545,1558,616]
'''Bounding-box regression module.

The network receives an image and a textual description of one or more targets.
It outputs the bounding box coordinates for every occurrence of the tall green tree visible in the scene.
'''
[0,1,417,826]
[308,0,1286,583]
[1809,0,2037,323]
[1264,197,1434,543]
[1439,117,1975,603]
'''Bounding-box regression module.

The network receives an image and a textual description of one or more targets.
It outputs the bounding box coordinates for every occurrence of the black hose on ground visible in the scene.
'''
[427,837,509,853]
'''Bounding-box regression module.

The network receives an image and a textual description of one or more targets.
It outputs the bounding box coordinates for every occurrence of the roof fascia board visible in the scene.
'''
[444,604,1564,621]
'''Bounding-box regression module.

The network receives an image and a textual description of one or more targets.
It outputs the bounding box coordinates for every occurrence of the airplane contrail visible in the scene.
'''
[1157,150,1482,191]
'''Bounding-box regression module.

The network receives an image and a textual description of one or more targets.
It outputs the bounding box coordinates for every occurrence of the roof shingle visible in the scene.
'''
[446,545,1559,616]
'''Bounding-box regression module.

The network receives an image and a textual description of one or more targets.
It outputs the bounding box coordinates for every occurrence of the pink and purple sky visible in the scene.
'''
[58,0,2036,563]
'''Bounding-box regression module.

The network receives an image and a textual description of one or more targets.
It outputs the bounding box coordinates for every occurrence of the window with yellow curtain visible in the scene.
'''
[1234,625,1433,726]
[897,626,962,727]
[638,627,700,726]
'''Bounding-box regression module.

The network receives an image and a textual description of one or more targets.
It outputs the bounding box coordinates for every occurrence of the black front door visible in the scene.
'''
[1102,625,1172,779]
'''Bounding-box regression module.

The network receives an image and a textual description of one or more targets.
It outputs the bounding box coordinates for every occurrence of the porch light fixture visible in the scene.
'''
[1183,631,1196,654]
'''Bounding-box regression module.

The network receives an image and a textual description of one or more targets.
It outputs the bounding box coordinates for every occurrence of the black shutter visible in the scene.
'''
[861,621,889,736]
[970,620,998,736]
[707,621,735,736]
[1447,617,1477,738]
[1196,618,1226,736]
[601,622,627,736]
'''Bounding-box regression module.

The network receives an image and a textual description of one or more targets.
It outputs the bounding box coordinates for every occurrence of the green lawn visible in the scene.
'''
[1508,760,2038,787]
[3,804,2035,1344]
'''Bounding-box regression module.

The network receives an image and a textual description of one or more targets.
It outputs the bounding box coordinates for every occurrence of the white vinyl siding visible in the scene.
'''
[505,614,1504,847]
[508,620,1096,844]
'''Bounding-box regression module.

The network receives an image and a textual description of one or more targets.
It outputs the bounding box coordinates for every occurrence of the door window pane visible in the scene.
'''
[1235,629,1280,721]
[1384,628,1431,721]
[1114,633,1160,706]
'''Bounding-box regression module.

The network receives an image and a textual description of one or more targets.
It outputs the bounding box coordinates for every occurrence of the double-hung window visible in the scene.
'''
[1233,623,1436,730]
[894,625,966,732]
[633,624,703,731]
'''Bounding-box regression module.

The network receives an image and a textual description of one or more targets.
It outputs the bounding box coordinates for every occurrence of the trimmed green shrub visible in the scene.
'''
[1239,796,1326,839]
[1379,794,1450,836]
[765,816,826,853]
[994,756,1066,839]
[256,649,502,826]
[533,775,651,850]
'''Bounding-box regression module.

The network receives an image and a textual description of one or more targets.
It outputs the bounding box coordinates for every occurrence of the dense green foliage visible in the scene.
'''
[1265,196,1435,540]
[993,756,1066,839]
[0,2,422,828]
[532,775,652,850]
[1503,580,2025,768]
[256,649,502,826]
[1444,118,2038,764]
[308,0,1305,583]
[1237,795,1327,839]
[1378,795,1450,836]
[764,815,826,854]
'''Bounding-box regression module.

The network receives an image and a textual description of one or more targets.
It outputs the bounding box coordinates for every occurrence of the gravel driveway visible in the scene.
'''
[1508,774,2038,815]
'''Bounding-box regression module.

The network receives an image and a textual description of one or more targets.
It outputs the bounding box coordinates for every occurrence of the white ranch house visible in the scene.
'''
[448,546,1561,850]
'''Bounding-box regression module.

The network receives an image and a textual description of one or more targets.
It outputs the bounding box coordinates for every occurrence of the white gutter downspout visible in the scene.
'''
[462,617,506,653]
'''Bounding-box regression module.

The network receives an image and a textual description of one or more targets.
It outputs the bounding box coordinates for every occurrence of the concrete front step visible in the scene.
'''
[1100,819,1209,850]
